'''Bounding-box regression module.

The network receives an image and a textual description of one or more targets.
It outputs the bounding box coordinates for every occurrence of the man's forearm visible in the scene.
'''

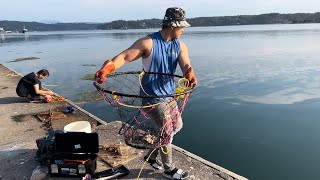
[179,63,192,76]
[111,54,128,70]
[37,90,51,95]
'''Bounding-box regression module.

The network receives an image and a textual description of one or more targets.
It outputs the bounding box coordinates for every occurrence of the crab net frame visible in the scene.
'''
[93,71,195,149]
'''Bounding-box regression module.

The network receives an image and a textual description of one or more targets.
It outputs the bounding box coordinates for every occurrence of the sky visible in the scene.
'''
[1,0,320,23]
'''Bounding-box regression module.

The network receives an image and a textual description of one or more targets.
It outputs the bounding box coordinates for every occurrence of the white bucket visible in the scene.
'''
[64,121,92,133]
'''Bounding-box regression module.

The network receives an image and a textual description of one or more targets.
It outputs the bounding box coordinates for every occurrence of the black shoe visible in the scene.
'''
[144,156,162,170]
[163,168,189,179]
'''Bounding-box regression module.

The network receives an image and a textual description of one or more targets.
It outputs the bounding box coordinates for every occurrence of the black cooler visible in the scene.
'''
[49,132,99,177]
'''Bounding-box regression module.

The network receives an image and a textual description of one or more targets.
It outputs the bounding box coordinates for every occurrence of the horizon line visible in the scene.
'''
[1,11,320,24]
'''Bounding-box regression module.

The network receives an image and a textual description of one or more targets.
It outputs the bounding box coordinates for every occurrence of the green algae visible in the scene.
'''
[81,74,95,80]
[74,91,102,104]
[82,64,97,67]
[9,57,40,63]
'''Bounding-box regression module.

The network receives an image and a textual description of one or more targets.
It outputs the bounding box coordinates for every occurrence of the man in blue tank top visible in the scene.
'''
[95,7,197,179]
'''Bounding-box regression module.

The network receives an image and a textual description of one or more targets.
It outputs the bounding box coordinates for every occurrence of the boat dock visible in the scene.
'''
[0,64,248,180]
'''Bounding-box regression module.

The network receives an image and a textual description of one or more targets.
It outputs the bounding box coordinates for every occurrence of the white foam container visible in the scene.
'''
[64,121,92,133]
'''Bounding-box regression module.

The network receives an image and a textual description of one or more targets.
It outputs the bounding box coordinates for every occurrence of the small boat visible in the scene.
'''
[20,26,27,33]
[0,27,5,34]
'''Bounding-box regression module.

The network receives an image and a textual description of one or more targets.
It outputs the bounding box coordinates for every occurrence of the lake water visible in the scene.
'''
[1,24,320,180]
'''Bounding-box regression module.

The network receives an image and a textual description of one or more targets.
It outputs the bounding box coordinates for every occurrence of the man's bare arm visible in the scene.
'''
[95,36,151,83]
[33,84,54,95]
[178,41,197,86]
[111,37,151,69]
[178,41,192,75]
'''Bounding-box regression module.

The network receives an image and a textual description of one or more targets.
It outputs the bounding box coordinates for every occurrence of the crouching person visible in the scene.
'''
[16,69,54,102]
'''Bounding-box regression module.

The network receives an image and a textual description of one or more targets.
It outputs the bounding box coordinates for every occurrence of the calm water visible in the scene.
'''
[2,24,320,180]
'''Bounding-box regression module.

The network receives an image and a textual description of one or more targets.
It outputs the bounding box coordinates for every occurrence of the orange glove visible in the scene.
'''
[184,67,197,87]
[44,95,53,103]
[95,60,115,84]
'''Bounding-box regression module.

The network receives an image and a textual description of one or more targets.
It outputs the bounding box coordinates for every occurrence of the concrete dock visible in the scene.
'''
[0,64,248,180]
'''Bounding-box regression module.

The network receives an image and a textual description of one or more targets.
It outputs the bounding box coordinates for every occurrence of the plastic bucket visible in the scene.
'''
[64,121,92,133]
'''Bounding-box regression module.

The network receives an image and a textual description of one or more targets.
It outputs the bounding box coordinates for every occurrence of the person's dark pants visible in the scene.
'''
[26,94,41,101]
[24,85,41,101]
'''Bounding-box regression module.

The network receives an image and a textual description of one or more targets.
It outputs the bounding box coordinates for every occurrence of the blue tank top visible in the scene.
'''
[141,31,181,103]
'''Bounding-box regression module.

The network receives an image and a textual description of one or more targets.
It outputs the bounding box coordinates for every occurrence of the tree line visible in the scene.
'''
[98,12,320,29]
[1,12,320,31]
[0,21,98,32]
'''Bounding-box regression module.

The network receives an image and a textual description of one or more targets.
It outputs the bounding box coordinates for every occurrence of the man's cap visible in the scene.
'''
[162,7,191,27]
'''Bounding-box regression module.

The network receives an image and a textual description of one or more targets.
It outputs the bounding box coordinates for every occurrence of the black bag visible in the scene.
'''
[35,130,64,165]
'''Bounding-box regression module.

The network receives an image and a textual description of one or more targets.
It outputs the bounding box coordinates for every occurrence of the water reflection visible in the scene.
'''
[110,32,131,40]
[219,86,320,105]
[0,32,31,44]
[24,33,29,41]
[110,32,150,40]
[0,30,154,45]
[0,34,5,43]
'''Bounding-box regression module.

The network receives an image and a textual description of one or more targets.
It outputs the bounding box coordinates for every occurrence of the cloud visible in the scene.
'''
[226,87,320,105]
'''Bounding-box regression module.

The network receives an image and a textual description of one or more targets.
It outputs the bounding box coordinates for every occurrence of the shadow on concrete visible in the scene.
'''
[0,148,38,179]
[119,168,165,179]
[0,96,29,104]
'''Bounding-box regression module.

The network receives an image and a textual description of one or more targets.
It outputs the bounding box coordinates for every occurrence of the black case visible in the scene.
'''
[49,132,99,177]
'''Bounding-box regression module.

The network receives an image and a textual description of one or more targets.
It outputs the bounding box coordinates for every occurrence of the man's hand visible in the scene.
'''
[46,90,54,95]
[95,60,115,84]
[184,67,197,87]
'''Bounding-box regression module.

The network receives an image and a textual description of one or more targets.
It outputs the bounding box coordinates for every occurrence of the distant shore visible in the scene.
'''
[1,12,320,32]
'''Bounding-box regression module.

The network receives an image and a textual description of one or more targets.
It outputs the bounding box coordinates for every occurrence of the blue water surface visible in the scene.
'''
[1,24,320,180]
